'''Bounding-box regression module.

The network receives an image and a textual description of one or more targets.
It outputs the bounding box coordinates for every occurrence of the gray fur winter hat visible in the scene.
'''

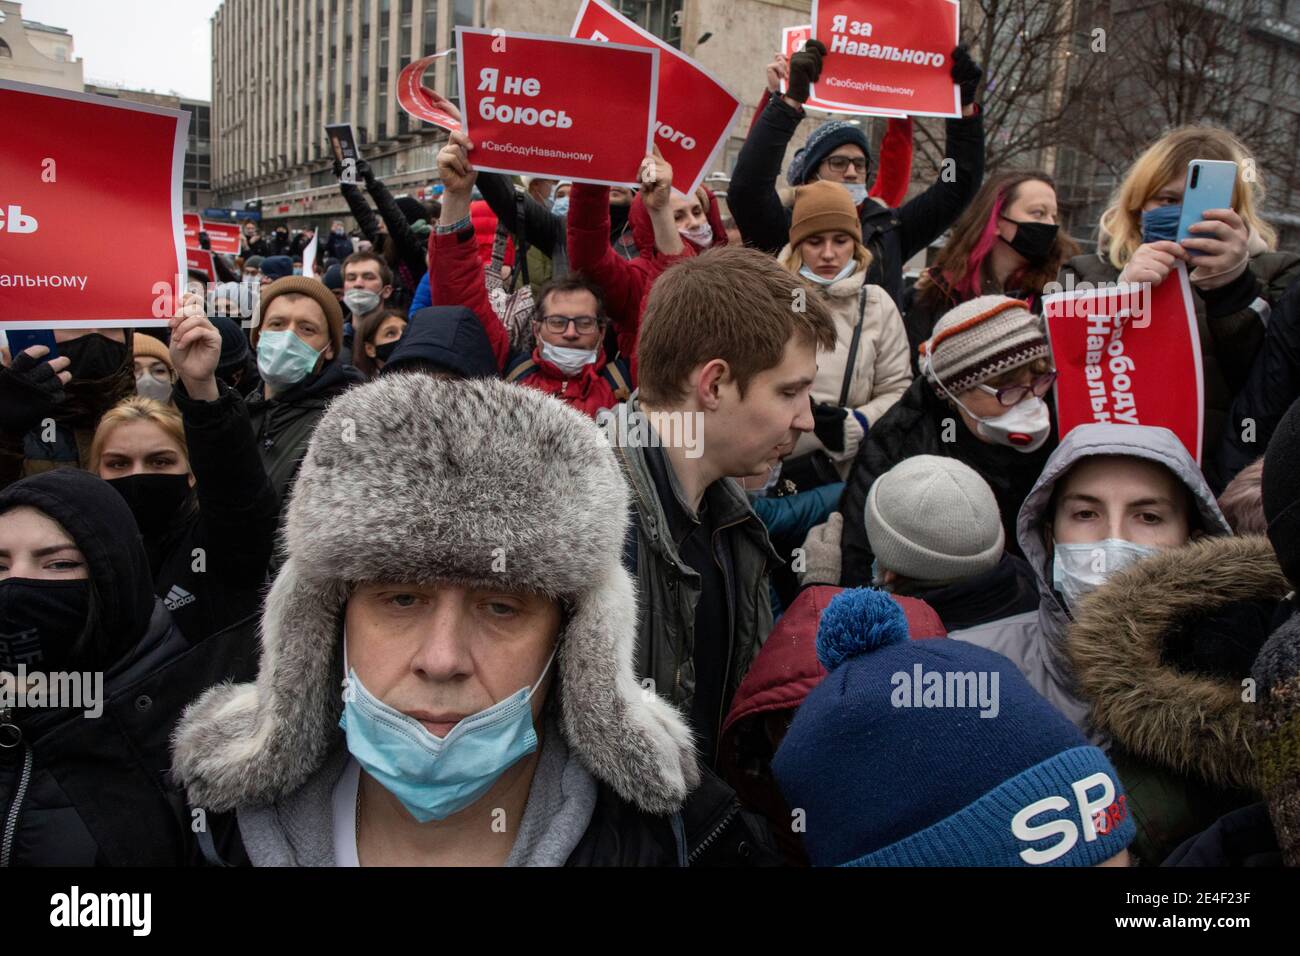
[171,375,698,815]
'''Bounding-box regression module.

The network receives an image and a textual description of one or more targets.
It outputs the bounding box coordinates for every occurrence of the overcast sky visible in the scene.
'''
[17,0,224,100]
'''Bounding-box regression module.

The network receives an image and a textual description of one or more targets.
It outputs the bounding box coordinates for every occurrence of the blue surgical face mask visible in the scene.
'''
[257,329,322,391]
[799,259,857,287]
[842,182,869,205]
[1140,204,1182,244]
[1051,538,1158,611]
[551,196,570,218]
[339,645,556,823]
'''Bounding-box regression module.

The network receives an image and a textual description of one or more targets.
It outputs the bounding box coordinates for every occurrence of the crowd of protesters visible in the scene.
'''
[3,32,1300,871]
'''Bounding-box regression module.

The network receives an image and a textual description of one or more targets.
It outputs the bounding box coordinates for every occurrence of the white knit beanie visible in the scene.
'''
[865,455,1005,585]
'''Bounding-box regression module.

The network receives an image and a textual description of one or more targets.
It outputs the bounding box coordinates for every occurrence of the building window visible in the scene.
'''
[453,0,473,27]
[423,2,439,56]
[0,39,11,58]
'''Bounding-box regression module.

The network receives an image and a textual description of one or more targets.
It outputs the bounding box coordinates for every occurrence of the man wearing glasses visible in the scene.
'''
[430,133,637,418]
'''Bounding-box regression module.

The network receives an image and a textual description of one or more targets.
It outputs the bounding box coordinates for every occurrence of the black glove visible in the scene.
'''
[332,158,345,180]
[950,44,982,106]
[355,158,375,185]
[787,39,827,104]
[0,349,66,435]
[811,400,848,452]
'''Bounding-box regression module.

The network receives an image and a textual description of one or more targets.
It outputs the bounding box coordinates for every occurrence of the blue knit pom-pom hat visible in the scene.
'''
[786,121,871,187]
[774,588,1135,867]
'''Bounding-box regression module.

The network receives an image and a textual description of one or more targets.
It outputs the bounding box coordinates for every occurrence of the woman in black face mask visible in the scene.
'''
[0,468,259,865]
[902,172,1078,373]
[351,308,408,380]
[0,328,135,490]
[89,295,279,645]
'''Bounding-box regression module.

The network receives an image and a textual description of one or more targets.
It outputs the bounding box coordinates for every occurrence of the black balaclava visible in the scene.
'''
[0,470,155,673]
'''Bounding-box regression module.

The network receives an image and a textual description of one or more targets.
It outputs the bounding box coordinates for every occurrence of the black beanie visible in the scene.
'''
[1263,396,1300,589]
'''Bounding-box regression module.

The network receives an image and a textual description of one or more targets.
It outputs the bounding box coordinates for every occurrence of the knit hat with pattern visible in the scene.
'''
[918,295,1049,397]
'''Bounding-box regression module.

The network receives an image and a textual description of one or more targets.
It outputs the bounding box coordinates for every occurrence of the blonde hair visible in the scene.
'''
[89,397,189,473]
[1098,125,1277,270]
[779,239,873,280]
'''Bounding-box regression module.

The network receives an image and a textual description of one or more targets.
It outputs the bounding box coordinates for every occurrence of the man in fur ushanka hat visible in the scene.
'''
[171,373,773,866]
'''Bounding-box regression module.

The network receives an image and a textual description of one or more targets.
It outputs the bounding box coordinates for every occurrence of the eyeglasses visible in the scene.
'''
[975,371,1057,407]
[823,155,868,174]
[540,315,601,334]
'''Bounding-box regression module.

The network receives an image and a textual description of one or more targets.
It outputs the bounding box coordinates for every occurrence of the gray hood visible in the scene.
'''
[1017,423,1231,681]
[952,423,1230,731]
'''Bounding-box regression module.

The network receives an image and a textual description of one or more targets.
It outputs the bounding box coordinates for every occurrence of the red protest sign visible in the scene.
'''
[1043,264,1204,463]
[0,81,187,329]
[184,212,202,249]
[396,52,463,132]
[457,27,659,188]
[810,0,961,118]
[202,220,242,255]
[186,249,215,282]
[571,0,742,197]
[782,25,905,117]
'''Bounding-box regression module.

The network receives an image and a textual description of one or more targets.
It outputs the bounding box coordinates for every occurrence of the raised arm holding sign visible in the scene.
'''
[456,27,659,187]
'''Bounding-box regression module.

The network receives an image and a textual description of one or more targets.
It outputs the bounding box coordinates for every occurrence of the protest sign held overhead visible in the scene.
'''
[202,220,242,255]
[1044,264,1204,464]
[183,212,203,249]
[781,25,904,117]
[396,51,463,132]
[456,27,659,187]
[186,249,215,282]
[811,0,961,117]
[571,0,743,197]
[0,81,187,329]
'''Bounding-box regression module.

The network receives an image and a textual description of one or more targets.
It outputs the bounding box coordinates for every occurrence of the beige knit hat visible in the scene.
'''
[918,295,1049,396]
[254,276,344,360]
[790,180,863,249]
[132,333,174,372]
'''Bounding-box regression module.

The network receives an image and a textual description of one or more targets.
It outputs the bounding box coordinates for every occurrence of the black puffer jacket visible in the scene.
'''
[1214,276,1300,491]
[728,92,985,306]
[837,375,1057,587]
[0,470,259,866]
[245,361,363,510]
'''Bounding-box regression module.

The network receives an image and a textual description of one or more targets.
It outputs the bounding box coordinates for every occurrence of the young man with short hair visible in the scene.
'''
[603,245,838,764]
[246,276,361,508]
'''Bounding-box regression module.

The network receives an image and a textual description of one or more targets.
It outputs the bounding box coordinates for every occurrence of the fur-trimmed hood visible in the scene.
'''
[171,375,698,816]
[1068,535,1290,790]
[950,424,1230,732]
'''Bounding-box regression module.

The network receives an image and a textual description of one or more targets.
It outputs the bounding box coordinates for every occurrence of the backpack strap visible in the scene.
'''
[601,359,633,402]
[505,355,539,384]
[837,287,868,408]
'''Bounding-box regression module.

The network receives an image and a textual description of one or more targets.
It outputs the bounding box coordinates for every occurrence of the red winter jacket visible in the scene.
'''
[717,585,945,864]
[566,183,724,381]
[470,199,514,268]
[429,223,631,419]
